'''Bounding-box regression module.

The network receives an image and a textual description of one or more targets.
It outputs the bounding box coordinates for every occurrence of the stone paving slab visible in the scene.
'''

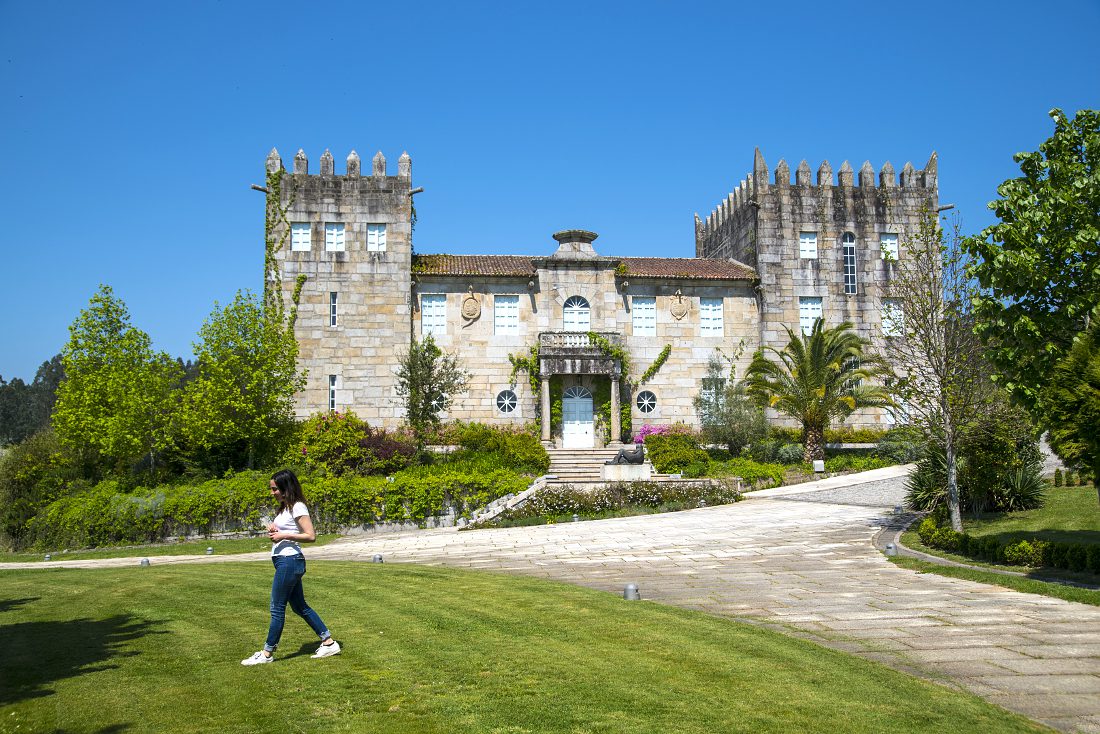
[4,465,1099,731]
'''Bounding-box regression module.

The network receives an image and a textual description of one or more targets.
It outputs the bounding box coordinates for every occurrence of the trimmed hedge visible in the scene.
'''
[488,480,741,522]
[25,460,530,550]
[916,517,1100,575]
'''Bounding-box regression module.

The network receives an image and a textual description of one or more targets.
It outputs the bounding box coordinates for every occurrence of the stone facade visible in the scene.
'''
[266,147,938,445]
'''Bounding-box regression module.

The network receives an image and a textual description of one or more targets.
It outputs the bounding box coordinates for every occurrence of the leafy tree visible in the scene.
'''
[1043,314,1100,500]
[0,354,64,446]
[883,213,996,531]
[181,290,305,471]
[964,108,1100,415]
[693,352,768,456]
[395,335,469,445]
[52,285,182,474]
[744,320,889,463]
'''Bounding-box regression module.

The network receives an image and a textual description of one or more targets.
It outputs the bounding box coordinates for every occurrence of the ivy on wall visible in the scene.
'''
[639,344,672,384]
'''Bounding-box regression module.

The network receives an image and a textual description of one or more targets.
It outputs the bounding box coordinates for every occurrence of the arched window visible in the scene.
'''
[842,232,857,295]
[496,389,518,414]
[563,296,590,331]
[636,390,657,414]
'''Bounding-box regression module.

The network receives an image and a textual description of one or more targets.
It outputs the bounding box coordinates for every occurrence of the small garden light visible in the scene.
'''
[885,543,898,557]
[206,547,214,555]
[893,505,903,515]
[623,583,641,601]
[140,558,151,567]
[44,554,51,561]
[372,554,384,563]
[572,514,579,522]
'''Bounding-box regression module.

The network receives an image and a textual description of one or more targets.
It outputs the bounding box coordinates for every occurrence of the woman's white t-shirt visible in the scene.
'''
[271,501,309,557]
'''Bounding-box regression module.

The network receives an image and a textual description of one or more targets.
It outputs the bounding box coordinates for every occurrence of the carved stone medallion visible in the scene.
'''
[669,289,689,321]
[461,287,481,321]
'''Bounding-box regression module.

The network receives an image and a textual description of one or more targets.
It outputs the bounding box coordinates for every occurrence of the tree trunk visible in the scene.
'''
[945,420,963,532]
[804,424,825,463]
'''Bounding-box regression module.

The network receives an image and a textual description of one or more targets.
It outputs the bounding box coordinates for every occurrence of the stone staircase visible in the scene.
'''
[546,447,660,485]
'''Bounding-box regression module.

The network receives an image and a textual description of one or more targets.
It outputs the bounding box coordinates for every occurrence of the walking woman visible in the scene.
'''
[242,469,341,665]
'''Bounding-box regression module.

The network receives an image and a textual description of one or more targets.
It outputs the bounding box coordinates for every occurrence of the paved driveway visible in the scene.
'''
[9,467,1100,731]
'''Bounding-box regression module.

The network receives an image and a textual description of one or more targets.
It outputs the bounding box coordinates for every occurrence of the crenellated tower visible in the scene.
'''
[266,147,415,423]
[695,148,938,424]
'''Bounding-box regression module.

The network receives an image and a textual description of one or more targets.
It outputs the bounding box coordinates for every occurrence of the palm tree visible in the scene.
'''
[744,319,890,462]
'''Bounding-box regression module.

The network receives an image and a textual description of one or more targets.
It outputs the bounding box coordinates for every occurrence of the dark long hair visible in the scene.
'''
[271,469,307,513]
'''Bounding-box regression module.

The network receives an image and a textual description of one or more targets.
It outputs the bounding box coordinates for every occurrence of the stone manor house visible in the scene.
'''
[265,147,938,448]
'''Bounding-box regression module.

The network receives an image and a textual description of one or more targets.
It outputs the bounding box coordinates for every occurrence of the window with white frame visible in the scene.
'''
[421,294,447,336]
[842,355,862,390]
[880,233,899,261]
[367,223,387,252]
[699,297,724,336]
[329,292,338,327]
[291,222,311,252]
[799,297,823,335]
[324,222,345,252]
[842,232,857,295]
[700,378,726,411]
[328,375,337,411]
[636,390,657,414]
[563,296,590,331]
[882,299,904,336]
[496,389,518,414]
[494,295,519,335]
[799,231,818,259]
[632,296,656,336]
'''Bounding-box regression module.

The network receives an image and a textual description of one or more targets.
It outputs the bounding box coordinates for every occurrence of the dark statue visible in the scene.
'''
[608,444,645,465]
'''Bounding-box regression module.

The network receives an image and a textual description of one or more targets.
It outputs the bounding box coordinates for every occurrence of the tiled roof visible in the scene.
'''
[616,257,756,280]
[412,253,756,281]
[413,254,536,277]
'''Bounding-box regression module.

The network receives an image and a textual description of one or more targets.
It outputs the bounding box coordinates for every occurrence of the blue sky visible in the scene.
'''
[1,0,1097,380]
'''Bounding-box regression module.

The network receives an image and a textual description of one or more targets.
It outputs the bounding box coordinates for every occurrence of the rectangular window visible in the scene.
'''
[700,378,726,412]
[421,294,447,336]
[494,294,519,334]
[881,233,899,261]
[291,222,311,252]
[842,356,862,389]
[324,222,345,252]
[632,296,656,336]
[367,223,387,252]
[799,231,818,259]
[699,297,724,337]
[882,299,904,336]
[799,297,823,335]
[329,292,338,327]
[843,242,857,294]
[328,375,337,411]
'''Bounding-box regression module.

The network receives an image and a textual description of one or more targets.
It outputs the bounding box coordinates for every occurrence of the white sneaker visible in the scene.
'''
[241,651,274,666]
[311,640,341,658]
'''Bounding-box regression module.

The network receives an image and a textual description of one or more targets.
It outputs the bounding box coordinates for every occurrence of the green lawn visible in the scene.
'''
[0,534,341,563]
[0,563,1047,734]
[900,486,1100,596]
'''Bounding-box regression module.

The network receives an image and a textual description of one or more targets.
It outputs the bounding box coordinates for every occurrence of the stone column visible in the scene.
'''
[609,373,622,446]
[540,371,552,447]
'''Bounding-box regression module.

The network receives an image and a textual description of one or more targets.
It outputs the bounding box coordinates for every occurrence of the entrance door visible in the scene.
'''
[562,386,594,448]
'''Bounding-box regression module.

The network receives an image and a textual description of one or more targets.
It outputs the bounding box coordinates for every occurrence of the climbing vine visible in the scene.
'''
[639,344,672,384]
[508,344,540,396]
[263,169,306,331]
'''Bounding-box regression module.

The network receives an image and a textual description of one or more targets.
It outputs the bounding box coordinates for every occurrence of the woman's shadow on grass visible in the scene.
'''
[0,604,163,706]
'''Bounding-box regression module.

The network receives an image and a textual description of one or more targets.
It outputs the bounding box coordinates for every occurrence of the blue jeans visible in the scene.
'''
[264,554,330,652]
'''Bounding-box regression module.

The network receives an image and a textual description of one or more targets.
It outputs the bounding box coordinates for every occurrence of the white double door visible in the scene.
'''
[562,386,594,449]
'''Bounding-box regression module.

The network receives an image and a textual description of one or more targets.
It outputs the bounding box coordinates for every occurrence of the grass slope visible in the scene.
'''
[0,563,1046,734]
[0,534,341,563]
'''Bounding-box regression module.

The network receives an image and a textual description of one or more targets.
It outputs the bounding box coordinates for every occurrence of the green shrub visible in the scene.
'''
[1067,544,1089,572]
[776,443,804,464]
[292,412,416,477]
[708,458,786,488]
[929,527,961,552]
[917,517,938,545]
[823,455,893,473]
[448,422,550,475]
[825,426,889,443]
[492,480,740,522]
[1000,468,1046,512]
[874,426,924,463]
[1003,540,1037,566]
[645,433,709,474]
[1087,545,1100,574]
[1054,468,1064,487]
